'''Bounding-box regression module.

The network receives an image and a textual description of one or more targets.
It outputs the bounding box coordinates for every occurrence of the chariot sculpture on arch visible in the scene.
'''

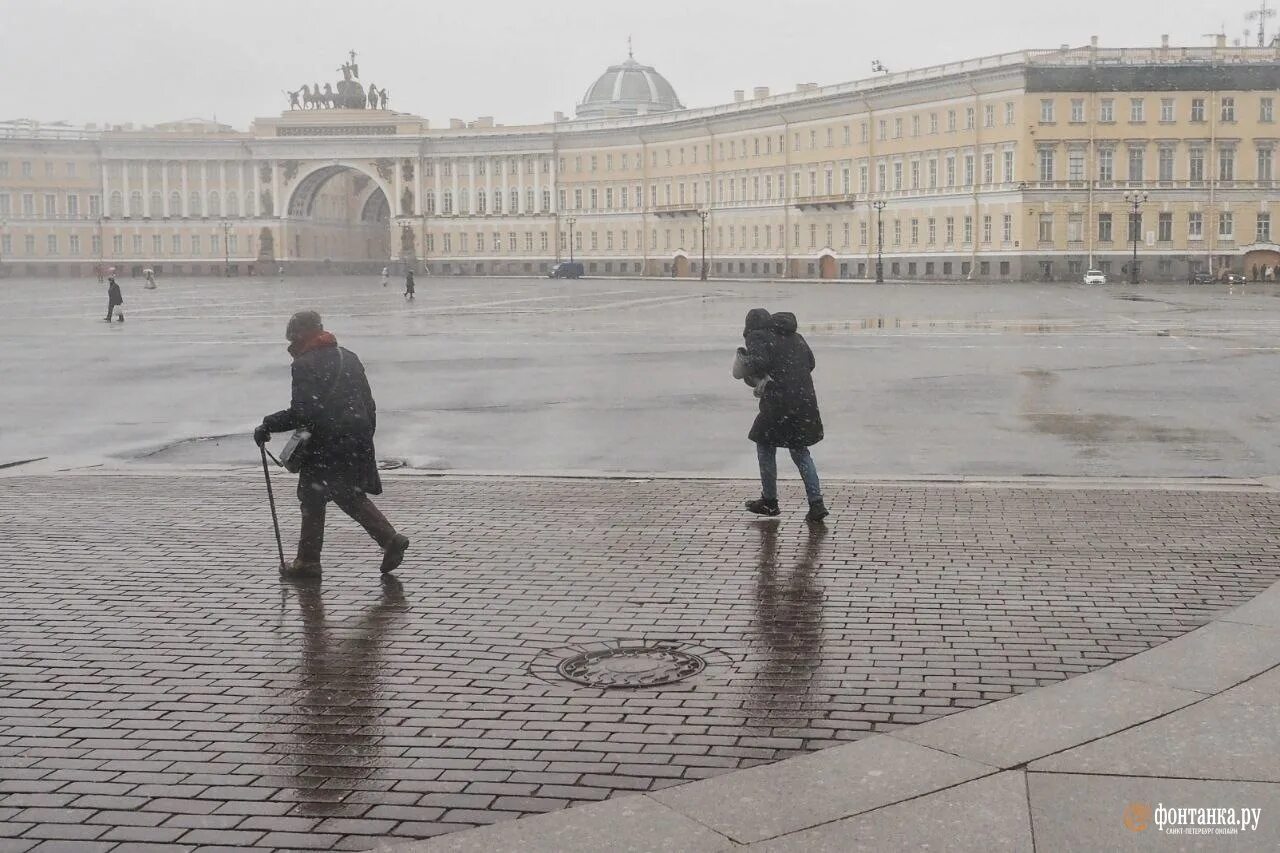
[286,50,386,111]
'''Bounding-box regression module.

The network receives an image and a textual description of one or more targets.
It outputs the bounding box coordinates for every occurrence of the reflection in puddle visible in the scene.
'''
[275,577,407,816]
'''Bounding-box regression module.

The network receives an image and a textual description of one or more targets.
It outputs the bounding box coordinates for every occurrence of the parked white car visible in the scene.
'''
[1083,269,1107,284]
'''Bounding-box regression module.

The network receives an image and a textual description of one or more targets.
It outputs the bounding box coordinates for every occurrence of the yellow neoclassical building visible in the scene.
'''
[3,37,1279,282]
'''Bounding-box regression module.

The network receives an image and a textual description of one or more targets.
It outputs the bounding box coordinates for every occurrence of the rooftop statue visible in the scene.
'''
[287,52,372,110]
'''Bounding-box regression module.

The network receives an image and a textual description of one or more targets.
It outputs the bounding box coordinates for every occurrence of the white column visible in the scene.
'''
[433,157,442,214]
[485,157,493,216]
[516,156,524,214]
[142,162,151,218]
[272,160,281,217]
[550,153,558,213]
[414,156,423,215]
[467,159,475,216]
[180,163,189,216]
[161,162,169,217]
[200,162,209,216]
[121,161,131,217]
[534,154,541,214]
[237,162,246,218]
[219,162,227,216]
[451,159,459,216]
[394,158,404,218]
[101,158,110,217]
[500,155,509,217]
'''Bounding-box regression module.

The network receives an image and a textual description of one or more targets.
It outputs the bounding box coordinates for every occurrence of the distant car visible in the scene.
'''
[1082,269,1107,284]
[1189,272,1215,285]
[1222,272,1247,284]
[549,262,584,279]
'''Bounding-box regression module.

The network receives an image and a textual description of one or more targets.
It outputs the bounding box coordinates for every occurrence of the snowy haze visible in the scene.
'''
[0,0,1243,130]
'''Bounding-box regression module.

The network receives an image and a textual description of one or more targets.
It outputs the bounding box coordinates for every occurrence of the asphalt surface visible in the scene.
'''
[1,274,1278,477]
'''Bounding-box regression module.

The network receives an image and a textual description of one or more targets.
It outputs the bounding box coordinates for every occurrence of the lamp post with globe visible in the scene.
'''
[1123,190,1148,285]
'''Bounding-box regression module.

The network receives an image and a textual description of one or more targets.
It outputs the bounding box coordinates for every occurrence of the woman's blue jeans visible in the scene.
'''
[757,443,823,503]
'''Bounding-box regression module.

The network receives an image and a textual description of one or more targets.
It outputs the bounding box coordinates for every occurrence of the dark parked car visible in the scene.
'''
[1189,272,1215,285]
[1222,272,1247,284]
[549,262,584,279]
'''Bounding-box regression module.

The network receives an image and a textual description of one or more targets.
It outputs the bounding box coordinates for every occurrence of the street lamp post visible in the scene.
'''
[566,216,577,263]
[697,208,709,280]
[1123,190,1148,285]
[872,200,887,283]
[221,219,232,276]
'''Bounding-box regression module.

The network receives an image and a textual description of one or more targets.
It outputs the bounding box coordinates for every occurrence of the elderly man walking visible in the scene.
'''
[254,311,409,578]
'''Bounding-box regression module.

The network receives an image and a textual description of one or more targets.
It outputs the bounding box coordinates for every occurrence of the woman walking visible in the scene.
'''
[734,308,827,521]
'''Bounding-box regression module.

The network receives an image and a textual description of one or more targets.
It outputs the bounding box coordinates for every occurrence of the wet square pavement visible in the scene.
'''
[3,275,1280,476]
[2,472,1279,851]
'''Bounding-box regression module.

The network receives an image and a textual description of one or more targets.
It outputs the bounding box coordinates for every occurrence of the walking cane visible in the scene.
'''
[259,444,287,570]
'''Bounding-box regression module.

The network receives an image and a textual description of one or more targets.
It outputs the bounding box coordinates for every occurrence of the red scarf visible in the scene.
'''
[288,330,337,359]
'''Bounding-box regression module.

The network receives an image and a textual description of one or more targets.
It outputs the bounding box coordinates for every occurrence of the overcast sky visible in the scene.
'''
[0,0,1254,130]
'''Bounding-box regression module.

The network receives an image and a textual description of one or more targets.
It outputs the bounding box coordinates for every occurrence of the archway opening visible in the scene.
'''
[285,165,391,270]
[673,255,690,277]
[818,254,837,279]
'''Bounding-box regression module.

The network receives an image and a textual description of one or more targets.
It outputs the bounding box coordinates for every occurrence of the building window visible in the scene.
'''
[153,234,162,254]
[1158,212,1173,242]
[1038,214,1053,243]
[1158,148,1175,182]
[892,220,901,245]
[172,234,181,253]
[69,234,80,255]
[1002,214,1012,243]
[947,109,957,131]
[46,234,58,255]
[1130,98,1145,122]
[1038,149,1054,182]
[945,157,955,187]
[1258,148,1274,182]
[1263,97,1275,123]
[1160,98,1175,122]
[894,118,903,138]
[984,104,995,128]
[1128,212,1142,243]
[191,235,201,255]
[1189,148,1205,182]
[910,218,919,244]
[1098,213,1113,242]
[133,234,143,254]
[1128,147,1144,182]
[929,113,938,134]
[45,194,57,217]
[1099,99,1114,122]
[1068,150,1084,181]
[1070,99,1084,122]
[1258,213,1271,242]
[1219,149,1235,181]
[982,214,992,243]
[1219,212,1233,239]
[859,221,868,246]
[1099,149,1114,182]
[1190,98,1205,122]
[1221,97,1235,122]
[1005,101,1014,125]
[1067,213,1082,242]
[1003,150,1014,183]
[964,107,974,130]
[21,161,32,177]
[945,217,955,244]
[964,154,974,186]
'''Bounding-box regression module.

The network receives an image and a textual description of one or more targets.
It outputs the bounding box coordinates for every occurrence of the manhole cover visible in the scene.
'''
[557,645,706,688]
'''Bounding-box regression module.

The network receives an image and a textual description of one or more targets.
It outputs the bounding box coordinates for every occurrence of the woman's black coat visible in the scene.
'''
[263,345,383,498]
[741,311,824,449]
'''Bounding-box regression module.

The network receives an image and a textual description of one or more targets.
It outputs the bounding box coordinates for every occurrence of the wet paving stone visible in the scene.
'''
[2,473,1279,850]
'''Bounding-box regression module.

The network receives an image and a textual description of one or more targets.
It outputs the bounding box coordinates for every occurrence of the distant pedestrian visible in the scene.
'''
[105,276,124,322]
[381,266,389,287]
[734,308,827,521]
[254,310,409,578]
[404,269,415,300]
[1253,264,1260,282]
[143,268,157,289]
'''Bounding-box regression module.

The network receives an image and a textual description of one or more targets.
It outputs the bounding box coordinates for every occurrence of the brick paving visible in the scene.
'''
[1,472,1279,852]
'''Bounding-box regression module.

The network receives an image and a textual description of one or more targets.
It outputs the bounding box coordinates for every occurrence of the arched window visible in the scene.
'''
[526,188,535,212]
[492,192,502,214]
[442,191,453,215]
[226,191,239,217]
[150,191,162,216]
[424,190,435,214]
[510,188,519,213]
[169,191,182,216]
[476,190,486,214]
[128,191,142,217]
[542,189,551,212]
[189,192,202,217]
[109,190,123,218]
[459,189,469,215]
[208,191,221,217]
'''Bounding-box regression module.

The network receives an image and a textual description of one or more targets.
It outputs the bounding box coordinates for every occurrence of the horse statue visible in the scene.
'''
[379,88,389,110]
[301,84,317,109]
[368,83,379,109]
[322,83,335,108]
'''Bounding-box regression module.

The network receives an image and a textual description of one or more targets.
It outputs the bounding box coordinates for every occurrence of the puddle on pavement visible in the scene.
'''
[809,317,1080,334]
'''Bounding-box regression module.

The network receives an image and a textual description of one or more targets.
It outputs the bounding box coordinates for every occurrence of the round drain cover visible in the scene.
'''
[557,645,706,689]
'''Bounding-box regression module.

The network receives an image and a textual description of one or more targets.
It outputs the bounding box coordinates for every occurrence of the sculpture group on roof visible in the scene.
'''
[284,51,388,111]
